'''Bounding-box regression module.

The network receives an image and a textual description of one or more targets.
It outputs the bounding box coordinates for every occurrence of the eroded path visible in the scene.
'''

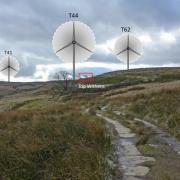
[97,108,155,180]
[114,111,180,155]
[134,118,180,155]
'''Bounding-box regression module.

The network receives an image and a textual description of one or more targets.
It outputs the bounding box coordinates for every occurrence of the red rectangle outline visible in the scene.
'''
[78,72,95,84]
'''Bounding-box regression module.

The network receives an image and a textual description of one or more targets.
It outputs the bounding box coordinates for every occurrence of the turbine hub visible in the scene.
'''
[72,40,76,44]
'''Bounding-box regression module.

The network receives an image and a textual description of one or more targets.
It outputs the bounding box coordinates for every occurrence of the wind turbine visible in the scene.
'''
[0,55,19,82]
[52,21,96,81]
[114,34,143,70]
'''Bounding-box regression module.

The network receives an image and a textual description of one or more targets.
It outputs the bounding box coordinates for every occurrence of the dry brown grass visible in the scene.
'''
[107,82,180,139]
[0,102,111,180]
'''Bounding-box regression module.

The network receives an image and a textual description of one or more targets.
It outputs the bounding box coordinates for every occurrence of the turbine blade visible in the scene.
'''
[56,42,72,53]
[116,48,127,56]
[73,21,75,41]
[10,66,17,72]
[8,56,10,67]
[129,47,141,56]
[76,42,92,53]
[127,34,129,47]
[0,67,8,72]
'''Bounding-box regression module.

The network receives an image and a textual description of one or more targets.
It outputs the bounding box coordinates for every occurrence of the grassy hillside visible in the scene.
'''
[95,67,180,86]
[0,94,112,179]
[0,82,113,179]
[97,68,180,180]
[0,67,179,179]
[128,87,180,138]
[106,80,180,139]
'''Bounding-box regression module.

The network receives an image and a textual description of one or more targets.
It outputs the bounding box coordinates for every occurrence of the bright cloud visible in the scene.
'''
[95,37,118,54]
[138,34,153,45]
[160,31,176,44]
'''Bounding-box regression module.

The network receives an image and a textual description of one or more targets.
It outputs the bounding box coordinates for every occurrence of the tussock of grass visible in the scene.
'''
[0,103,111,180]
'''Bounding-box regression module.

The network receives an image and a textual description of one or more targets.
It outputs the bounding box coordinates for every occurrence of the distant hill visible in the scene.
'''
[95,67,180,85]
[1,67,180,95]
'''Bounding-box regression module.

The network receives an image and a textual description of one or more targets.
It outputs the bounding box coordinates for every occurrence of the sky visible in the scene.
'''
[0,0,180,81]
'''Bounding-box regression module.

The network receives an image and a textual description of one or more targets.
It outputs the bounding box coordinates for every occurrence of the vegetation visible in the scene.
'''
[0,98,111,179]
[0,67,180,179]
[128,87,180,138]
[95,67,180,85]
[104,107,180,180]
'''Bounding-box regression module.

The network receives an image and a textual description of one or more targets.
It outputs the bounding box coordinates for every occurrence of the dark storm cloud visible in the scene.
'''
[0,0,180,80]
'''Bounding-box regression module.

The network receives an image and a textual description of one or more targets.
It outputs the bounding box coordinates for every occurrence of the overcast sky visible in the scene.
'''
[0,0,180,81]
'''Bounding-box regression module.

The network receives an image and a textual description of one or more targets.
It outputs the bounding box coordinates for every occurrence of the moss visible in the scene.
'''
[138,144,162,155]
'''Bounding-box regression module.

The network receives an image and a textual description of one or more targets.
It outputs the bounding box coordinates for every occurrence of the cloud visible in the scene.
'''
[160,31,176,44]
[0,0,180,82]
